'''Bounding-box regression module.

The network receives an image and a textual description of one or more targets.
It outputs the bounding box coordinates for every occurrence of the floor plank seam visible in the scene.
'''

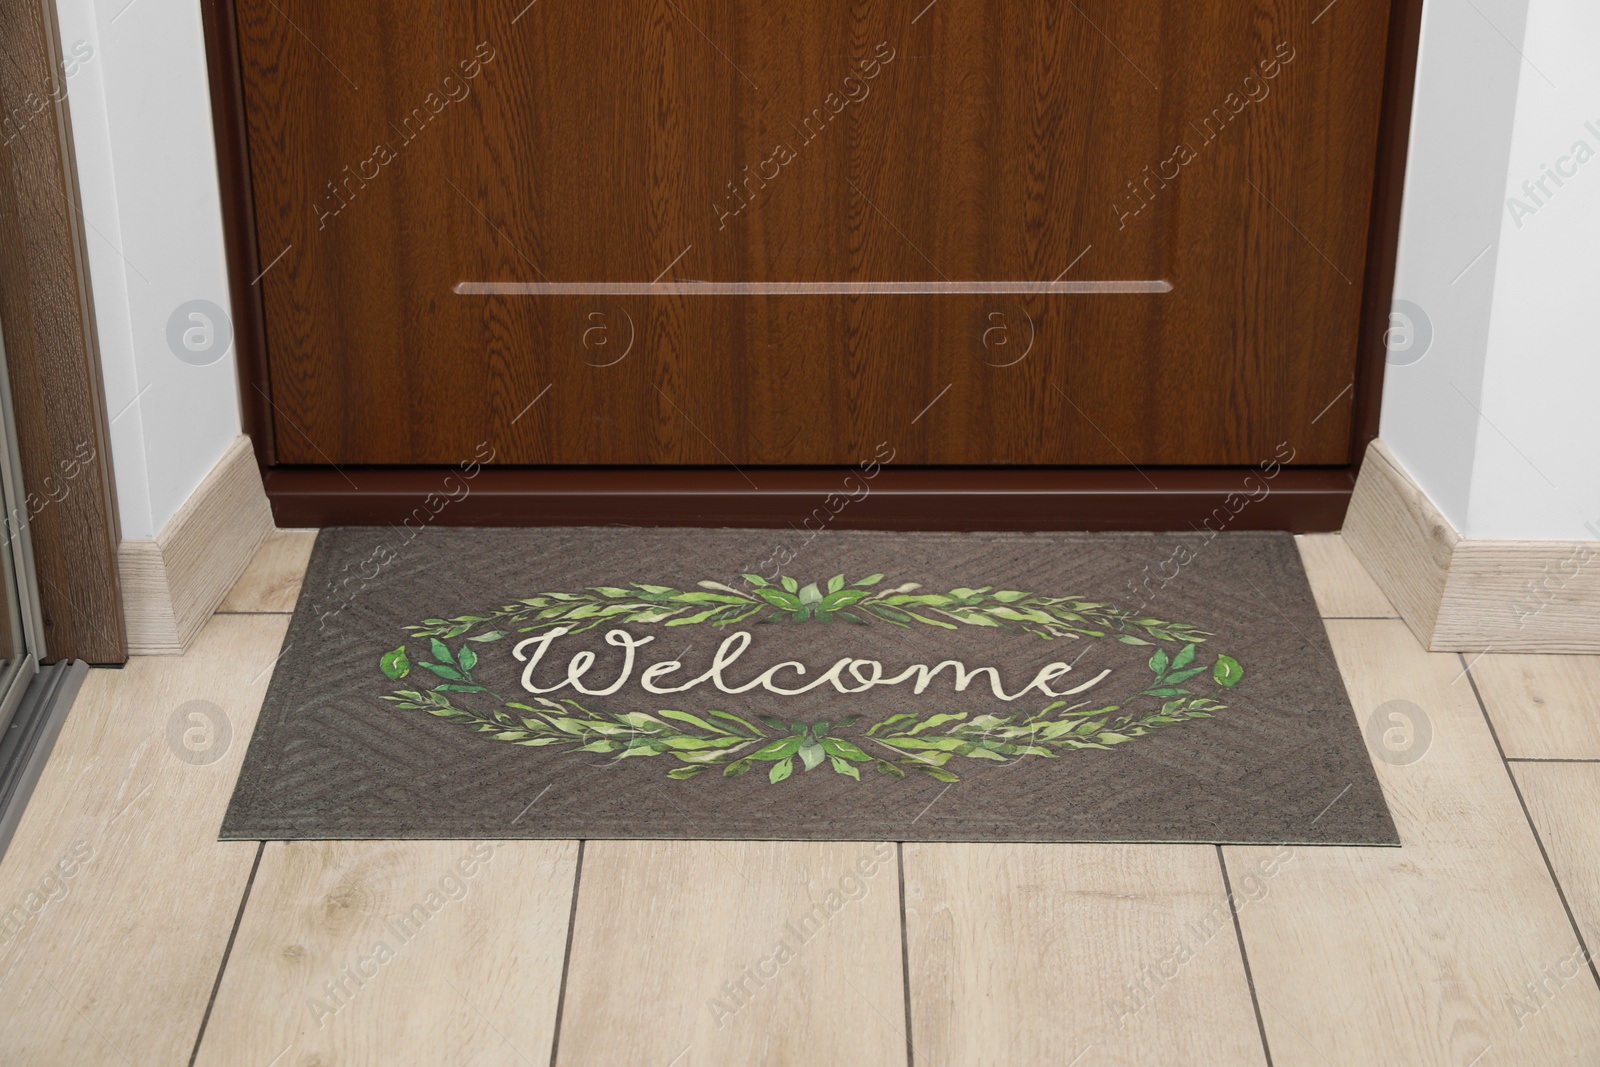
[1462,657,1600,994]
[187,840,266,1067]
[1216,845,1275,1067]
[546,839,586,1067]
[1505,757,1600,764]
[896,841,915,1067]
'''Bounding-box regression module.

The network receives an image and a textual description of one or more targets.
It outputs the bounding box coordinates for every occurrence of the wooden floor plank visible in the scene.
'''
[193,839,578,1066]
[0,614,290,1065]
[1509,762,1600,966]
[218,529,318,614]
[557,840,906,1066]
[1471,653,1600,760]
[1227,620,1600,1066]
[1295,533,1397,618]
[903,842,1267,1066]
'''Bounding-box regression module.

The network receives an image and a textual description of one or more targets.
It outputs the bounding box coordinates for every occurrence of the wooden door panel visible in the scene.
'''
[236,0,1390,466]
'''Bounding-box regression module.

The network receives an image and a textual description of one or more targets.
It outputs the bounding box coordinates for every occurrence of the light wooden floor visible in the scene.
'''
[3,532,1599,1065]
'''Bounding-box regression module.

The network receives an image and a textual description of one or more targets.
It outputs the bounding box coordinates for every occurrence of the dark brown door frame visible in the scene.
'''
[202,0,1425,534]
[0,0,126,664]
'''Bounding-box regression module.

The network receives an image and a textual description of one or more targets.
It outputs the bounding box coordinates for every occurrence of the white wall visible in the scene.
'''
[1380,0,1530,531]
[1382,0,1600,540]
[57,0,241,541]
[1469,0,1600,540]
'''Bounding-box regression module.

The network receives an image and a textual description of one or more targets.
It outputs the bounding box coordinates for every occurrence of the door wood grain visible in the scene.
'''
[233,0,1393,469]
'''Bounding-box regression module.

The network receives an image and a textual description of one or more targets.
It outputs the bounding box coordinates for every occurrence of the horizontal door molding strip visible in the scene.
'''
[262,466,1352,533]
[454,280,1173,296]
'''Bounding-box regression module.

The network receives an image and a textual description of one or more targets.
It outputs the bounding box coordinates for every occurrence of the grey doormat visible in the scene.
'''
[221,528,1398,845]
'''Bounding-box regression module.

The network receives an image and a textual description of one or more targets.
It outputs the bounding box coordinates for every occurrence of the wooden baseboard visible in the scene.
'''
[117,436,274,655]
[1342,440,1459,644]
[1343,440,1600,653]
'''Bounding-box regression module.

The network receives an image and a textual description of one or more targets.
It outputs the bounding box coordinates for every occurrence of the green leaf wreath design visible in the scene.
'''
[379,574,1244,785]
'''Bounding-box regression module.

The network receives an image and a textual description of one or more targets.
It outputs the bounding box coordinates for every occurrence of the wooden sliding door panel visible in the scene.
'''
[235,0,1391,466]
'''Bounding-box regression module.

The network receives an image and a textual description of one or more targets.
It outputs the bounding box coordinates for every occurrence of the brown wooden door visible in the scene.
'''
[234,0,1391,468]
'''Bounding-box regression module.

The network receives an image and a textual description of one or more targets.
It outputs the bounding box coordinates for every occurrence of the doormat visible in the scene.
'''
[221,528,1398,845]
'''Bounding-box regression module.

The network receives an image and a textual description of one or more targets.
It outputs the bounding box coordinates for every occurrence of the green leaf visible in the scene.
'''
[1213,655,1244,688]
[820,737,871,762]
[947,611,1003,627]
[665,608,725,626]
[865,605,913,624]
[854,573,885,586]
[435,684,486,692]
[830,755,861,780]
[532,717,587,736]
[668,766,706,779]
[741,574,770,587]
[697,580,749,595]
[894,749,953,766]
[749,736,804,761]
[866,713,919,737]
[672,748,746,764]
[659,590,733,603]
[657,709,731,734]
[724,758,754,778]
[614,741,669,759]
[457,646,478,673]
[706,709,765,735]
[988,606,1058,625]
[827,574,845,594]
[420,662,466,681]
[660,736,740,751]
[882,593,954,606]
[798,740,826,771]
[798,582,823,606]
[380,646,410,680]
[1117,635,1152,645]
[1172,643,1196,670]
[756,589,803,610]
[467,630,508,642]
[617,711,671,731]
[917,765,960,783]
[770,757,794,783]
[780,575,799,593]
[430,638,455,665]
[906,713,967,735]
[1148,648,1170,676]
[882,736,978,753]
